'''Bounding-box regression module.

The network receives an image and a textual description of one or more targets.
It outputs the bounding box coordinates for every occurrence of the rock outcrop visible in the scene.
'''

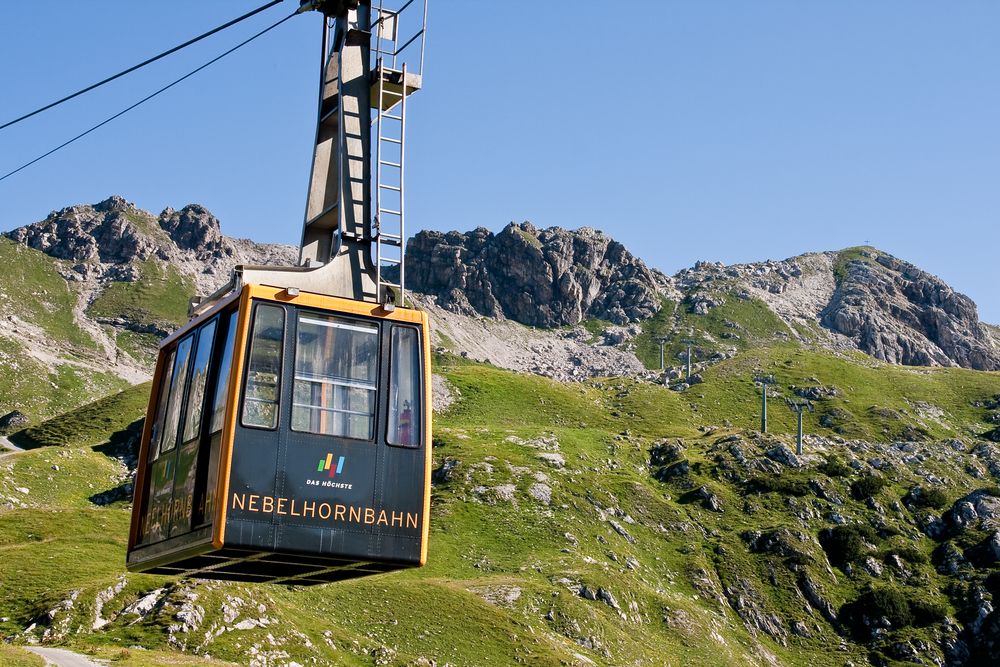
[5,196,297,296]
[406,223,663,327]
[0,196,298,392]
[7,196,159,265]
[667,247,998,371]
[157,204,227,256]
[821,252,1000,370]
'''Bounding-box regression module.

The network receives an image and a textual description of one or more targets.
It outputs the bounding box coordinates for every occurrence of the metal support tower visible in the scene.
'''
[786,399,814,455]
[681,338,695,381]
[199,0,426,313]
[754,374,776,433]
[656,337,669,371]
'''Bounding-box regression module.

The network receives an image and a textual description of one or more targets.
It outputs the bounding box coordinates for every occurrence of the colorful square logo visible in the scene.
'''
[317,453,345,478]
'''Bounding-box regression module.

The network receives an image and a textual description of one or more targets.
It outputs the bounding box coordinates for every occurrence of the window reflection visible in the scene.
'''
[292,313,378,439]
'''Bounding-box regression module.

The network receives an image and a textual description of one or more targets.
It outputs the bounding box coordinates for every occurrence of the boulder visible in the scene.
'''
[0,410,29,434]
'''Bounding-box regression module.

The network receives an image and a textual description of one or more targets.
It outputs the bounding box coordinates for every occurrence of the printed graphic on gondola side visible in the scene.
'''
[307,452,353,489]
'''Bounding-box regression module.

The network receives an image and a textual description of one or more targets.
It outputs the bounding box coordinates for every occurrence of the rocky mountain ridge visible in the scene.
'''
[2,198,998,415]
[406,223,667,327]
[407,228,1000,371]
[5,195,296,296]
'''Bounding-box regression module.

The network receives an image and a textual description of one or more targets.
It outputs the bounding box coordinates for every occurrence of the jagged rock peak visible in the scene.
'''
[822,249,999,370]
[158,204,225,255]
[406,222,663,327]
[4,197,236,265]
[93,195,138,213]
[5,197,158,265]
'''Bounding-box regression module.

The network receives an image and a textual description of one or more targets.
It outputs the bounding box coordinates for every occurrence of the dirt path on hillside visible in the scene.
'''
[0,435,24,458]
[24,646,102,667]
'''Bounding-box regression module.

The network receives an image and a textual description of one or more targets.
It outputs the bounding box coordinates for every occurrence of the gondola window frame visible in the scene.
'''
[181,318,219,445]
[290,309,380,441]
[241,302,286,431]
[386,324,422,449]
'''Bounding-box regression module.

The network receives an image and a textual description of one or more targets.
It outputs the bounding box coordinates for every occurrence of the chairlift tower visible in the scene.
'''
[681,338,696,381]
[754,374,776,433]
[786,399,814,455]
[656,336,669,371]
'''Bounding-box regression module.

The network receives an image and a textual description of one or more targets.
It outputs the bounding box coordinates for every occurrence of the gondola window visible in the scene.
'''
[161,335,194,453]
[182,319,217,443]
[242,304,285,429]
[292,313,378,439]
[387,326,421,447]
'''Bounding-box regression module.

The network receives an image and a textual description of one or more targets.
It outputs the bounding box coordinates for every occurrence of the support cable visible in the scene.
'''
[0,10,297,183]
[0,0,285,132]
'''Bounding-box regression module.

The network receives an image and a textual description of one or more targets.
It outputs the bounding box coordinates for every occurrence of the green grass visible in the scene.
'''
[1,350,999,665]
[634,295,792,369]
[0,646,44,666]
[515,226,543,249]
[116,330,160,366]
[685,345,1000,439]
[88,259,194,328]
[12,383,150,449]
[0,237,96,349]
[0,337,131,423]
[580,317,613,342]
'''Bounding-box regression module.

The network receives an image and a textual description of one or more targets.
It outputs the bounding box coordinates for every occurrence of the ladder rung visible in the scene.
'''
[379,238,402,248]
[379,208,401,216]
[379,136,402,144]
[378,183,401,191]
[379,281,401,290]
[379,160,401,168]
[382,113,402,121]
[379,256,402,264]
[378,232,402,241]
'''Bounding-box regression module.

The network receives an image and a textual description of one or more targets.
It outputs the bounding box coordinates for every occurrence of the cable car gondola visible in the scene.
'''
[126,0,431,584]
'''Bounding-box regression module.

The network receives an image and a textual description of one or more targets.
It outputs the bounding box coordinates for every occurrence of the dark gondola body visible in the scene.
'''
[126,284,431,584]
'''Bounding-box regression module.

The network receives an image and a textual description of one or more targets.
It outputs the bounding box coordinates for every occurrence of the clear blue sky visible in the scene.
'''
[1,2,998,321]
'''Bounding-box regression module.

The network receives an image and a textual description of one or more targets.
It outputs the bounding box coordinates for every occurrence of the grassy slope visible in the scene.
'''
[87,259,195,329]
[13,383,151,449]
[0,352,998,665]
[0,239,131,423]
[634,295,793,370]
[0,337,129,423]
[0,237,96,350]
[0,646,44,666]
[689,345,1000,441]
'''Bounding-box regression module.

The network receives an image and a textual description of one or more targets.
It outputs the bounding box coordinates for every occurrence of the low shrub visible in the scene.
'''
[817,456,852,478]
[820,524,878,567]
[910,597,948,625]
[747,475,811,497]
[883,545,929,565]
[840,586,913,638]
[850,475,888,500]
[841,586,947,639]
[909,486,949,509]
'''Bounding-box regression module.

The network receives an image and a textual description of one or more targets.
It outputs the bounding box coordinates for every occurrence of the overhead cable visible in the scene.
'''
[0,10,297,183]
[0,0,285,132]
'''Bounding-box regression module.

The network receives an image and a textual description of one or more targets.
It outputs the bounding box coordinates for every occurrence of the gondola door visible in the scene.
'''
[225,301,385,562]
